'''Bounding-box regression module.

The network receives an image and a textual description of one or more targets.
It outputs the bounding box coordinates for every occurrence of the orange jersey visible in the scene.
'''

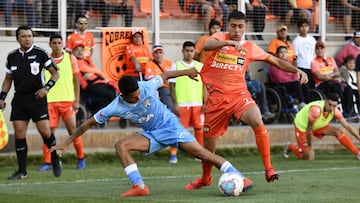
[201,32,270,94]
[267,38,295,63]
[144,59,173,80]
[76,59,104,89]
[195,34,213,63]
[144,59,172,88]
[310,56,338,86]
[124,43,152,77]
[66,31,95,62]
[296,0,313,9]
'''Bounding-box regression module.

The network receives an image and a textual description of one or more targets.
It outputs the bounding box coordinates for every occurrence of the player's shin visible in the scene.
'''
[254,125,272,170]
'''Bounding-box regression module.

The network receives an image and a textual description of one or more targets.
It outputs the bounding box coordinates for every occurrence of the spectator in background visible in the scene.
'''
[194,19,221,64]
[219,0,229,31]
[34,0,52,28]
[311,41,354,118]
[293,0,313,22]
[187,0,223,31]
[87,0,133,27]
[340,55,360,114]
[66,0,86,29]
[328,0,360,40]
[268,25,296,64]
[66,15,96,64]
[1,0,36,36]
[144,45,174,112]
[72,43,118,118]
[168,41,204,164]
[245,0,267,40]
[124,29,152,81]
[245,72,276,121]
[269,46,306,108]
[335,32,360,67]
[270,0,295,28]
[293,18,316,102]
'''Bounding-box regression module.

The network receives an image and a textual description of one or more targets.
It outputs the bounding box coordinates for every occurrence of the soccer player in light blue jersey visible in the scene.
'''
[50,68,254,197]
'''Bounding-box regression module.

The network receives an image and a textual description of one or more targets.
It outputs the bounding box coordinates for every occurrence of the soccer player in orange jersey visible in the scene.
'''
[185,11,308,190]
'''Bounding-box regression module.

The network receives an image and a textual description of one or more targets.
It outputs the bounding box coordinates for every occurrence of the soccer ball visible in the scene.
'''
[218,172,244,196]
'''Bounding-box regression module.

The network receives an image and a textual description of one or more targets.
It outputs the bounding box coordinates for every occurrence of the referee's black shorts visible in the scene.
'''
[10,94,49,122]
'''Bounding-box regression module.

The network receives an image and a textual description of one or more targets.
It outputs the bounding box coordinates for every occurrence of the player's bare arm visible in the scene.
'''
[338,118,360,140]
[160,68,199,82]
[35,66,59,99]
[50,117,98,154]
[0,74,13,109]
[268,54,308,84]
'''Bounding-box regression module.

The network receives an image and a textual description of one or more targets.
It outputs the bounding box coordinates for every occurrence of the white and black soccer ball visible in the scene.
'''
[218,172,244,196]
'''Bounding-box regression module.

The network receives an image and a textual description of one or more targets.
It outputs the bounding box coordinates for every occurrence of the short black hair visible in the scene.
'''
[344,55,355,65]
[118,76,139,96]
[228,11,246,22]
[326,92,340,102]
[297,18,309,27]
[49,33,62,42]
[209,19,221,30]
[276,45,287,54]
[182,41,195,49]
[75,14,88,23]
[16,25,33,40]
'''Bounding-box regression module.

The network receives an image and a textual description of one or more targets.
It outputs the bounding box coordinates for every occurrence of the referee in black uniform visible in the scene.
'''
[0,25,62,179]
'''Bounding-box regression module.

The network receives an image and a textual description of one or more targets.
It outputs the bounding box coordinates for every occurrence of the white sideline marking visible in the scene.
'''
[1,166,359,187]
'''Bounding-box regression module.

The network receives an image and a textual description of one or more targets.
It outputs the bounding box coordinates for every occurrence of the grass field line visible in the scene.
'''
[1,166,359,188]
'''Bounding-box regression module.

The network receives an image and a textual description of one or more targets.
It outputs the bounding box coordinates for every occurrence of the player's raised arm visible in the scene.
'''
[160,68,199,82]
[49,117,98,154]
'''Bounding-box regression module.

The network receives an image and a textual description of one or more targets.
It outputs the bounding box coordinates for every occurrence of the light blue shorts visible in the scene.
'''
[139,116,196,155]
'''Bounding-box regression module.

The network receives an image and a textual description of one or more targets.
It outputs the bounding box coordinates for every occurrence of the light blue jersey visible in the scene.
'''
[94,76,196,155]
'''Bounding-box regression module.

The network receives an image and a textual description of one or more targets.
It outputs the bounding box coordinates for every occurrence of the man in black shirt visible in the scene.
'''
[0,25,62,179]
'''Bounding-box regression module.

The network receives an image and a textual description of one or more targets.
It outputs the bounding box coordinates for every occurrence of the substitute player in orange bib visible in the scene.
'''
[185,11,308,190]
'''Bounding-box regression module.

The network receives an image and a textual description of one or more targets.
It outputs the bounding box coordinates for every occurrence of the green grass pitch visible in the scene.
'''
[0,148,359,203]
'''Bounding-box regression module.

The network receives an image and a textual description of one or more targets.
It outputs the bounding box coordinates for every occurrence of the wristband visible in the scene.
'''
[0,91,7,100]
[44,79,56,91]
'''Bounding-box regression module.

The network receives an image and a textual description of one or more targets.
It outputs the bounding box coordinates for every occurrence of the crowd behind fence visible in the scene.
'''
[0,0,358,41]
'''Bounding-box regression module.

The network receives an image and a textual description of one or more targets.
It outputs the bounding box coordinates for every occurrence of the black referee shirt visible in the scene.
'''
[5,45,56,95]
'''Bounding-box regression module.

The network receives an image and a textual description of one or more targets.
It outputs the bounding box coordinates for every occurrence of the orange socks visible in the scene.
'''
[194,128,203,146]
[288,143,303,159]
[169,147,177,155]
[73,137,85,159]
[201,160,213,182]
[337,134,359,156]
[42,137,85,163]
[254,125,272,170]
[42,144,51,164]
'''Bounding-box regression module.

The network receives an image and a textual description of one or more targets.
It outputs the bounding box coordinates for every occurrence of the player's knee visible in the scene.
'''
[114,140,127,152]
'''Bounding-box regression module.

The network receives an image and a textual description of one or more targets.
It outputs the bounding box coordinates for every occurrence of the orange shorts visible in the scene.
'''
[294,124,329,152]
[203,91,256,138]
[48,102,75,128]
[179,106,204,128]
